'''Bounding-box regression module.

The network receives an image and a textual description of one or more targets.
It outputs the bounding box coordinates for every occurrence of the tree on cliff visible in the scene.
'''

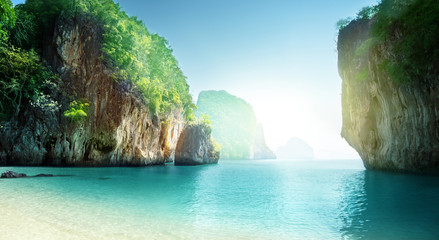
[1,0,197,121]
[0,0,59,120]
[337,0,439,84]
[0,0,15,42]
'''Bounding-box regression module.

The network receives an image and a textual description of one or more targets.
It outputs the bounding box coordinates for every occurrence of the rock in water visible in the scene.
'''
[174,125,220,165]
[0,171,63,178]
[1,170,27,178]
[338,19,439,173]
[34,174,54,177]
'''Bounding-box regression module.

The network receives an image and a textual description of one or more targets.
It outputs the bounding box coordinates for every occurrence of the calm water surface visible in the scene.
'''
[1,159,438,239]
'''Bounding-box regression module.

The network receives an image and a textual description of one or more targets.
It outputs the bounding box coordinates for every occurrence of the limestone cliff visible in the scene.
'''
[251,124,276,160]
[196,90,275,160]
[338,19,439,173]
[174,124,220,165]
[0,14,184,166]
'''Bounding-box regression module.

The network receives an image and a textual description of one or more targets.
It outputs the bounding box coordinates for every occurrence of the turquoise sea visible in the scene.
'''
[1,159,439,240]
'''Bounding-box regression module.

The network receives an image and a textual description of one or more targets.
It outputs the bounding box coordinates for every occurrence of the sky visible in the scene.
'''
[13,0,377,159]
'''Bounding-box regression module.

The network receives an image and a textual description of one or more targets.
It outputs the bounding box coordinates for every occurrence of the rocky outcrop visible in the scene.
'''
[0,14,184,166]
[174,124,219,165]
[338,19,439,173]
[1,170,27,178]
[0,170,55,178]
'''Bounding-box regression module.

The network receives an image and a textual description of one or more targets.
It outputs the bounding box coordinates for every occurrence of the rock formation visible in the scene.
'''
[276,137,314,160]
[251,124,276,159]
[0,14,184,166]
[1,170,27,178]
[196,90,276,160]
[174,124,220,165]
[338,19,439,173]
[0,170,55,178]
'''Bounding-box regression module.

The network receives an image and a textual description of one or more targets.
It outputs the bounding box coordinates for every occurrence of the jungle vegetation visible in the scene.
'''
[0,0,196,121]
[337,0,439,84]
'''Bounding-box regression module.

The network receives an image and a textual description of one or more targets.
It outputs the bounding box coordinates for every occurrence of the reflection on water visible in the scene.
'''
[339,171,368,239]
[1,161,439,239]
[340,171,439,240]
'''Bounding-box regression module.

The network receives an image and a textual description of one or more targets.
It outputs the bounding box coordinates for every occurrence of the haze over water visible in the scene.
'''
[1,160,438,239]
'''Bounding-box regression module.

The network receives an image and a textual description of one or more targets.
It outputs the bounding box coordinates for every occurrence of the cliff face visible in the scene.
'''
[174,124,219,165]
[196,90,275,160]
[0,14,184,166]
[338,19,439,173]
[251,124,276,160]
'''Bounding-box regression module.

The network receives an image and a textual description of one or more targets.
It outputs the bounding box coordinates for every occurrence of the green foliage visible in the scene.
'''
[199,114,211,127]
[21,0,73,30]
[354,38,379,58]
[198,114,212,135]
[85,0,195,118]
[63,100,89,122]
[196,90,259,159]
[357,5,379,20]
[183,102,197,123]
[0,45,58,120]
[0,1,59,121]
[16,0,196,119]
[211,137,221,155]
[374,0,439,83]
[336,5,379,31]
[371,0,416,37]
[9,4,37,49]
[12,0,75,50]
[356,68,369,81]
[0,0,16,42]
[92,1,151,82]
[336,18,352,31]
[339,0,439,84]
[381,59,407,84]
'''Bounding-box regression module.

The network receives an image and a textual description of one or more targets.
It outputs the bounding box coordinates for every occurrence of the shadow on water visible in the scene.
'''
[339,170,439,240]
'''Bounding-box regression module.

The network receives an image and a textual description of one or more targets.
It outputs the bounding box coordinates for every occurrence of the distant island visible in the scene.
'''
[196,90,275,160]
[276,138,314,160]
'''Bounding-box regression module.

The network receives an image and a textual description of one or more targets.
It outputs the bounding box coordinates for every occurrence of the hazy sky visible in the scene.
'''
[13,0,377,159]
